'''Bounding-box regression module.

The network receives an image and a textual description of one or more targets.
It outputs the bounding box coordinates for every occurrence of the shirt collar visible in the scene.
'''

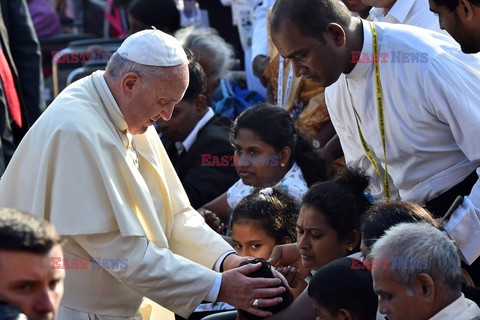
[345,19,372,81]
[97,72,131,148]
[429,294,469,320]
[368,0,417,23]
[182,107,215,152]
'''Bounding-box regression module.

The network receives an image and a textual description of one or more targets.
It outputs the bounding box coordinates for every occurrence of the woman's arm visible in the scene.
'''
[200,192,233,224]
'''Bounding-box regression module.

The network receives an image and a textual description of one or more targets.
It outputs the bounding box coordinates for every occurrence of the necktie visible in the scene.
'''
[0,48,22,128]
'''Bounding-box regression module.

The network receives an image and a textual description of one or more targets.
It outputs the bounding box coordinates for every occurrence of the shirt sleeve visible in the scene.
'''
[423,54,480,264]
[251,0,271,60]
[71,232,223,318]
[444,169,480,265]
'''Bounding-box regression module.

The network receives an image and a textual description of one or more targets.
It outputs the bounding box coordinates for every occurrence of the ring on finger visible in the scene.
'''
[252,298,259,307]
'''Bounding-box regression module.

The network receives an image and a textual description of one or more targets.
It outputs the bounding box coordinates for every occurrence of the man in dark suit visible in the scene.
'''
[157,59,238,209]
[0,0,44,174]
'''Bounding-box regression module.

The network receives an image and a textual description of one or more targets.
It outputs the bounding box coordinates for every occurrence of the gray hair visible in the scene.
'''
[105,53,168,87]
[175,26,234,83]
[371,222,462,293]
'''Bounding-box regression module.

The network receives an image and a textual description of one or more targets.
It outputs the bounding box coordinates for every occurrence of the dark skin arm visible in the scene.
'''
[199,192,232,225]
[266,288,315,320]
[315,134,343,165]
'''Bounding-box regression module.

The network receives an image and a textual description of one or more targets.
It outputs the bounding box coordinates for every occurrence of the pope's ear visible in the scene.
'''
[121,72,140,97]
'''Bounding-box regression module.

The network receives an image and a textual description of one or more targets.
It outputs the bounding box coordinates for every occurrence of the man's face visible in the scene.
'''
[271,20,346,88]
[156,97,203,142]
[123,64,189,135]
[0,245,65,320]
[429,0,480,53]
[372,266,430,320]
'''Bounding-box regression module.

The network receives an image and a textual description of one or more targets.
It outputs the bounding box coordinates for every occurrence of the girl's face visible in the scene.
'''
[232,129,290,188]
[296,205,351,270]
[231,220,279,259]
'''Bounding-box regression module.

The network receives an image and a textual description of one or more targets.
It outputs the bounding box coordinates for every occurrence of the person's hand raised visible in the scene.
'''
[268,243,310,288]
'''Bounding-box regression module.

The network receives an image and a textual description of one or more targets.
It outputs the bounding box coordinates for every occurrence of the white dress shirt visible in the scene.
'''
[177,107,215,154]
[368,0,445,34]
[429,294,480,319]
[325,21,480,263]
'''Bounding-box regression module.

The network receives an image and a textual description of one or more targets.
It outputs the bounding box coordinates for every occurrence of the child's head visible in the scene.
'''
[297,166,371,270]
[231,188,299,259]
[360,201,437,257]
[308,257,378,320]
[231,103,330,188]
[238,258,294,320]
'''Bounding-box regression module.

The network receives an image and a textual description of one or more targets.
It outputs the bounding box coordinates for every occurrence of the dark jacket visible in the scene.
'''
[164,114,239,209]
[0,0,44,141]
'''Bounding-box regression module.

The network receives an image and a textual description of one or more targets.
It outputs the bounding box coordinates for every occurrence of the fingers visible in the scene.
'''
[267,245,283,266]
[243,297,284,317]
[255,285,286,298]
[236,261,263,275]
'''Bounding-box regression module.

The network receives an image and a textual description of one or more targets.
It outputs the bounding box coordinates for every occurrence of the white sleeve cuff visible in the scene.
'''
[204,273,223,302]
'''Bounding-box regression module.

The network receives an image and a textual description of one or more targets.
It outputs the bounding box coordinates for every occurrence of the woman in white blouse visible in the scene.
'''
[199,103,330,229]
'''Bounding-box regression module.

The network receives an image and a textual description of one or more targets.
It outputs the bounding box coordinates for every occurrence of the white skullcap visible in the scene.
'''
[116,28,188,67]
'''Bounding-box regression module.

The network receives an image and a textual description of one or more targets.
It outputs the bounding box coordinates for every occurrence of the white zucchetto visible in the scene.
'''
[116,28,188,67]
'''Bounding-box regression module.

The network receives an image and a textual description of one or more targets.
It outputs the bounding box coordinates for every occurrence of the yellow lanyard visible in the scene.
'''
[345,21,391,202]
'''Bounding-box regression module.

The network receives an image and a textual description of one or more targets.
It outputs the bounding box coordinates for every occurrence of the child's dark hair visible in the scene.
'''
[230,188,299,243]
[238,258,293,320]
[301,166,371,241]
[361,201,437,252]
[308,257,378,320]
[230,103,331,186]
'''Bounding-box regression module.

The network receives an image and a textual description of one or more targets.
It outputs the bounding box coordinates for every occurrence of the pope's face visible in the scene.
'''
[0,245,65,320]
[123,64,189,135]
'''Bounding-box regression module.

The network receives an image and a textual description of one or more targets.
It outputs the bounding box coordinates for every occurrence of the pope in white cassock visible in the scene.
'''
[0,29,286,319]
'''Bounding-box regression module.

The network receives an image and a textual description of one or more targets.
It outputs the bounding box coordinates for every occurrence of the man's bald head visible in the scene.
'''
[270,0,352,44]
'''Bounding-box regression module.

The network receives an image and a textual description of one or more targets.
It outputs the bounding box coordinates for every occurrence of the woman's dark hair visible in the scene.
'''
[301,166,371,241]
[231,103,331,186]
[238,258,293,320]
[308,257,378,320]
[361,201,437,252]
[230,188,299,243]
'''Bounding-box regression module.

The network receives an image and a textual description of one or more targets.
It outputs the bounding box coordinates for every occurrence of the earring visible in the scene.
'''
[348,246,353,251]
[280,163,285,167]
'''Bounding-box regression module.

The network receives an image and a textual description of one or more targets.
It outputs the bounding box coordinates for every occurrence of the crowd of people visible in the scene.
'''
[0,0,480,319]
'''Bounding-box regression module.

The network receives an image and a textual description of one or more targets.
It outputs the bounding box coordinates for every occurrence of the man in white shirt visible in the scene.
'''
[270,0,480,266]
[363,0,443,33]
[371,222,480,320]
[0,29,286,319]
[428,0,480,53]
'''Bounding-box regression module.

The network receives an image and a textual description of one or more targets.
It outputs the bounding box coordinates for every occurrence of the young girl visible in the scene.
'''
[230,187,299,259]
[200,103,330,227]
